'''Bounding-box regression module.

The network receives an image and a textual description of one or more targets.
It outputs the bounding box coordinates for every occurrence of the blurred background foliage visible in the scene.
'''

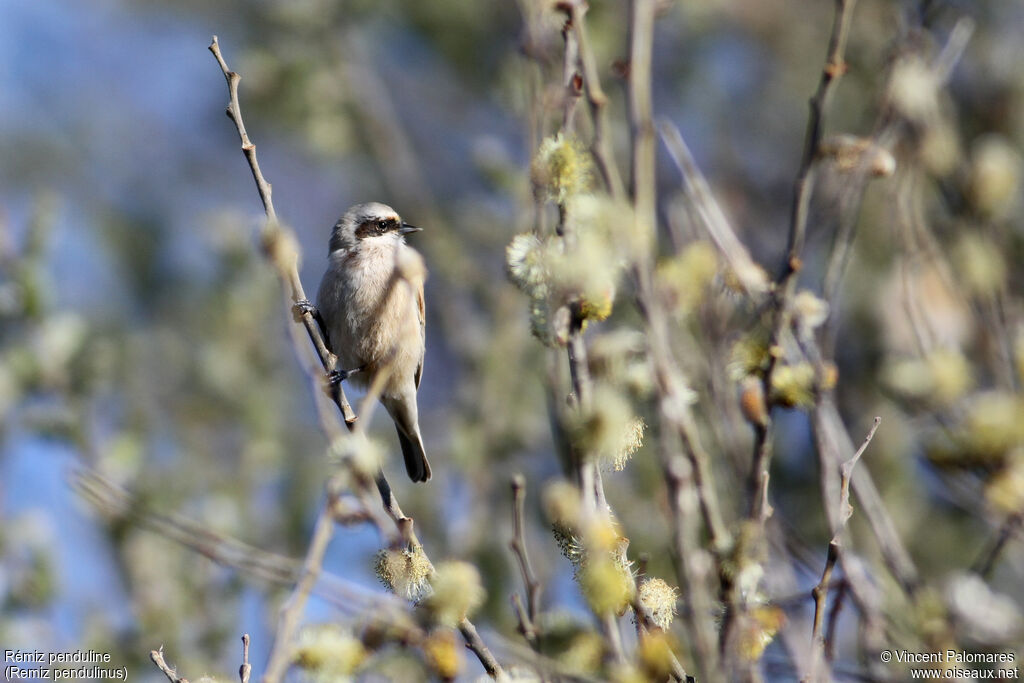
[1,0,1022,680]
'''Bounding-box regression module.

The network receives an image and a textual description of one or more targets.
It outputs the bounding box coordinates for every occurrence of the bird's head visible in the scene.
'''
[328,202,421,254]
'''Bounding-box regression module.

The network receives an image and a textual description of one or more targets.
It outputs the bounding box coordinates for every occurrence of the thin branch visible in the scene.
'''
[459,619,503,678]
[807,417,880,683]
[806,542,840,683]
[628,0,657,230]
[972,512,1024,578]
[509,475,542,649]
[760,0,859,502]
[780,0,858,290]
[658,121,770,298]
[834,416,881,538]
[240,634,252,683]
[664,455,725,683]
[601,612,628,666]
[73,468,393,612]
[823,580,847,662]
[150,647,190,683]
[262,498,336,683]
[564,0,625,199]
[561,14,582,133]
[80,468,576,679]
[551,7,609,519]
[208,36,355,426]
[816,399,918,594]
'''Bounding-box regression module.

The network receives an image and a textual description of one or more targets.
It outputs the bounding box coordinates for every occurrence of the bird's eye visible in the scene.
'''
[378,220,387,232]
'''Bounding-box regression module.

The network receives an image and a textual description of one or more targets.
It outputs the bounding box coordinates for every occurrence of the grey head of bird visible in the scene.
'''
[328,202,422,254]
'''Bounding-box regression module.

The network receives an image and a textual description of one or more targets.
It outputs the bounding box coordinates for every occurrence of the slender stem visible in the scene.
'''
[759,0,859,498]
[262,501,336,683]
[824,580,848,661]
[658,121,770,298]
[628,0,657,230]
[239,634,252,683]
[459,619,503,678]
[150,647,190,683]
[509,475,542,647]
[567,1,625,199]
[561,14,582,133]
[664,455,725,683]
[807,541,839,683]
[972,513,1024,578]
[208,36,355,426]
[781,0,858,284]
[807,416,881,683]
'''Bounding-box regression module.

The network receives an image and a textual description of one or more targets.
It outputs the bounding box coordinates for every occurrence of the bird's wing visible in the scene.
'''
[414,281,425,389]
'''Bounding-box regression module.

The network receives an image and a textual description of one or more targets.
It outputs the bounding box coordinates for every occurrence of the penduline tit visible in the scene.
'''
[299,202,431,482]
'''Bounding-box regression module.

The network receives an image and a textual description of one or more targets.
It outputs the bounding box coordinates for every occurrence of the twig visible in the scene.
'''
[564,0,625,199]
[823,580,847,662]
[81,468,574,678]
[150,647,190,683]
[73,468,396,614]
[630,573,692,683]
[262,499,337,683]
[816,399,918,594]
[664,455,725,683]
[779,0,858,294]
[601,612,628,666]
[628,0,657,229]
[240,634,252,683]
[759,0,860,516]
[208,35,355,426]
[509,475,542,649]
[806,417,880,683]
[658,121,770,298]
[561,13,582,132]
[806,542,840,683]
[459,619,503,678]
[550,7,610,519]
[834,416,881,538]
[821,17,974,355]
[972,512,1024,578]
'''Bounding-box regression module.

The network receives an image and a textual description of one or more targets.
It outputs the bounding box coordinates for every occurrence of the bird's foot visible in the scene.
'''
[327,365,365,387]
[292,299,317,322]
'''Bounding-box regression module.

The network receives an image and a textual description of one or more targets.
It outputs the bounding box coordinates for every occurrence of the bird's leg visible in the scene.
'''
[292,299,329,341]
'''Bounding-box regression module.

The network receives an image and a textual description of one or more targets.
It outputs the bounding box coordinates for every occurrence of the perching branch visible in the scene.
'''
[208,35,355,426]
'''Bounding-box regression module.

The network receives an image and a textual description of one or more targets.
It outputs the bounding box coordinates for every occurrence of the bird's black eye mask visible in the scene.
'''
[355,217,400,239]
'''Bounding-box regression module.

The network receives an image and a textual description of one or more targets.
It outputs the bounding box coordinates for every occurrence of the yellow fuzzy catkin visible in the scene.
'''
[423,561,486,627]
[532,134,592,204]
[292,625,367,679]
[374,546,433,603]
[422,628,463,679]
[637,577,678,630]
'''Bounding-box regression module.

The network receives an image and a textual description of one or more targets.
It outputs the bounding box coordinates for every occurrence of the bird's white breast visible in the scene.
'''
[316,239,423,396]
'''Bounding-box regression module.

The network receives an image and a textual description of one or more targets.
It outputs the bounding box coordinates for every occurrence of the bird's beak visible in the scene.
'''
[398,222,422,235]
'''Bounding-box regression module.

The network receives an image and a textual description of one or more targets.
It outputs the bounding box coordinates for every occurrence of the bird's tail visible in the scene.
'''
[396,426,431,482]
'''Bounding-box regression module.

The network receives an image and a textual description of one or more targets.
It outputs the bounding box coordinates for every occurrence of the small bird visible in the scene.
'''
[303,202,431,482]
